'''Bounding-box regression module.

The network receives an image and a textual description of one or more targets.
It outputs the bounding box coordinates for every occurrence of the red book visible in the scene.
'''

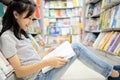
[35,6,41,19]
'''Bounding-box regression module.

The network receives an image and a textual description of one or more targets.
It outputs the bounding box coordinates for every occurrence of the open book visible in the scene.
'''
[42,41,75,73]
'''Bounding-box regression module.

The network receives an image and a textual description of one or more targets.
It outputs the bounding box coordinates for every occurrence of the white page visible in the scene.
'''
[42,41,75,73]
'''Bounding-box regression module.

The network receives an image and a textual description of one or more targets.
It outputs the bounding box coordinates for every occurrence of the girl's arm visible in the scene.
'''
[8,54,68,78]
[8,54,49,78]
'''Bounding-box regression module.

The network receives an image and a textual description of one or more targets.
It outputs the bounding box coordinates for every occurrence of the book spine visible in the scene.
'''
[108,33,120,52]
[104,32,118,51]
[114,43,120,55]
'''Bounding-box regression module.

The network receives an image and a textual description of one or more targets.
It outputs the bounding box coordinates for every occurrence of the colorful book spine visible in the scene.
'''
[83,33,90,45]
[109,6,119,28]
[115,4,120,28]
[101,0,105,8]
[35,6,41,19]
[107,33,120,53]
[114,43,120,56]
[98,32,112,50]
[93,32,106,48]
[104,32,119,51]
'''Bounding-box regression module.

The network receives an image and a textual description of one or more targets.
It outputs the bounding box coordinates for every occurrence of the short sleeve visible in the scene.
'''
[0,34,17,58]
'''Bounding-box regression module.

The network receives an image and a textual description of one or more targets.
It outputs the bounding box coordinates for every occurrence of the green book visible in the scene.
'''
[0,3,4,17]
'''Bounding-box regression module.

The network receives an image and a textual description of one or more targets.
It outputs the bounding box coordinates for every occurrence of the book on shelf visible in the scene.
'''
[35,0,41,6]
[98,32,113,50]
[93,32,106,48]
[92,1,102,16]
[50,1,56,8]
[109,5,119,28]
[103,32,119,51]
[83,33,97,46]
[42,41,75,73]
[35,6,41,19]
[0,51,13,76]
[115,4,120,28]
[0,3,4,17]
[113,42,120,56]
[107,33,120,53]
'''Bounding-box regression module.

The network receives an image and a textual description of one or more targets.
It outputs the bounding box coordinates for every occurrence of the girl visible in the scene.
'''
[0,0,120,80]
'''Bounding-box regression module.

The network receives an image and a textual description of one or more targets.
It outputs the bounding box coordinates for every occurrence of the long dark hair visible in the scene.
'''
[0,0,36,40]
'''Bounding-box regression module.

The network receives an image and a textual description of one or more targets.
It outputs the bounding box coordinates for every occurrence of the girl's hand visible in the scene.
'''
[45,56,69,68]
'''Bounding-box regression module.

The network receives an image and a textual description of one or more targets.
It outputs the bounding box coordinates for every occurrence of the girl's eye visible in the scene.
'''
[28,17,37,21]
[32,18,37,21]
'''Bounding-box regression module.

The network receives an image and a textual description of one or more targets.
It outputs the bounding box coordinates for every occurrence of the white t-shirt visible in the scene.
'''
[0,30,42,80]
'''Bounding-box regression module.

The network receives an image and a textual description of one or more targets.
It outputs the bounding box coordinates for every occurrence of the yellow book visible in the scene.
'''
[104,32,119,51]
[73,0,78,7]
[98,32,113,50]
[101,0,105,9]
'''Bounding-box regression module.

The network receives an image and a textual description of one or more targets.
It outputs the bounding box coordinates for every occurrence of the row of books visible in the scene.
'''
[43,0,82,8]
[93,32,120,56]
[0,51,13,80]
[85,2,120,31]
[43,17,81,34]
[83,31,120,56]
[44,17,80,27]
[101,0,119,8]
[85,18,100,31]
[86,1,102,17]
[44,8,82,18]
[44,27,72,35]
[100,4,120,29]
[83,33,97,46]
[43,35,71,46]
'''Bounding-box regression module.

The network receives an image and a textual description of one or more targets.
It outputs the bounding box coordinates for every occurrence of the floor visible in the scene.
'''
[59,59,105,80]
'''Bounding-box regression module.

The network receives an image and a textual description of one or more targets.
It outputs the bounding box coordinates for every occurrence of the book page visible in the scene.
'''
[42,41,75,73]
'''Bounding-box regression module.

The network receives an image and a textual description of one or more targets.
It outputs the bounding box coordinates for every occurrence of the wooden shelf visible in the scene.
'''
[86,0,101,5]
[101,28,120,32]
[84,28,120,33]
[84,30,101,33]
[44,6,82,9]
[44,16,81,19]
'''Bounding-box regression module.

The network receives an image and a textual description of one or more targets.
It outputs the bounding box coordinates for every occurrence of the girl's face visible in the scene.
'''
[14,11,35,31]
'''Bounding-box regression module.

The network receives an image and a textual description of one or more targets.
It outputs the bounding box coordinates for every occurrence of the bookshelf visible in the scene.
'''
[83,0,120,62]
[27,0,42,35]
[41,0,83,45]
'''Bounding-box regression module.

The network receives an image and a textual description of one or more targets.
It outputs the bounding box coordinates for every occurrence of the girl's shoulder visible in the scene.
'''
[1,30,18,42]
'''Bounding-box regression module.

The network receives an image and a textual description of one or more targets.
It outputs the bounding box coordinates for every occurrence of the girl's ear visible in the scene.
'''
[13,11,19,19]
